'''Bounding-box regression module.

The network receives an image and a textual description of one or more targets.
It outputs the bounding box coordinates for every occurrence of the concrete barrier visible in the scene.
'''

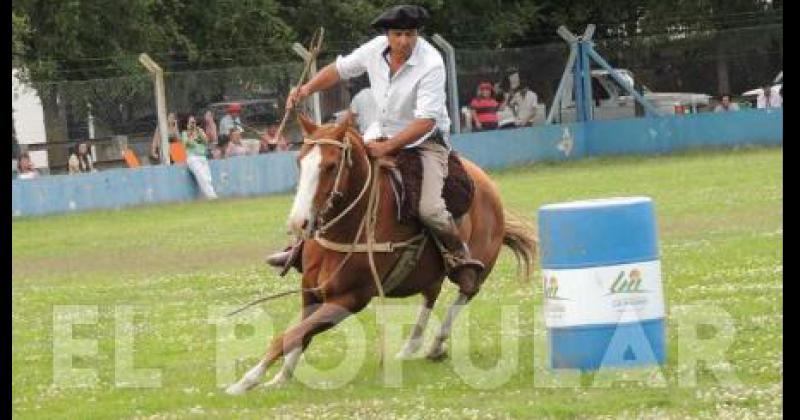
[12,109,782,217]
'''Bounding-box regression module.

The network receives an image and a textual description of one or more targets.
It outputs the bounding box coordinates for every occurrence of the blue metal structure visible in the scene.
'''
[548,25,661,124]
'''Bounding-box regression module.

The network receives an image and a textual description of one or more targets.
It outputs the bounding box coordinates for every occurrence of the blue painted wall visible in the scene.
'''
[12,109,782,217]
[13,153,299,217]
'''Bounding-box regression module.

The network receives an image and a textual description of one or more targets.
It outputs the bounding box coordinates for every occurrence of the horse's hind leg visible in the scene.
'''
[426,292,470,361]
[396,283,443,359]
[226,294,363,395]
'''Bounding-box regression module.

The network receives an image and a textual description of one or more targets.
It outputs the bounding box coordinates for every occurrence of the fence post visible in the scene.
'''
[431,34,461,134]
[138,53,170,165]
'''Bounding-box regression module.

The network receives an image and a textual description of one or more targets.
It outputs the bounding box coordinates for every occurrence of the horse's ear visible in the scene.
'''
[297,113,318,137]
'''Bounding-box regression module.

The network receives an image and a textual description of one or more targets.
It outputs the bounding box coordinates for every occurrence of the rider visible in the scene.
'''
[266,4,484,284]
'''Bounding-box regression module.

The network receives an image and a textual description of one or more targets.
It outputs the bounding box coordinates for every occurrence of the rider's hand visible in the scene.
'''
[366,141,392,159]
[286,85,310,109]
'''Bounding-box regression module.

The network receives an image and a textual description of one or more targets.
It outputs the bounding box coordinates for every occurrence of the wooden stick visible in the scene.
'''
[273,27,325,142]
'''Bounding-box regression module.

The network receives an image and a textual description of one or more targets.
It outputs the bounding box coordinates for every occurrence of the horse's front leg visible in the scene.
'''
[262,289,321,388]
[226,293,364,395]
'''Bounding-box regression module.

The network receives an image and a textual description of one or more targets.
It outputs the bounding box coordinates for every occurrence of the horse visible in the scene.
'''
[226,113,537,394]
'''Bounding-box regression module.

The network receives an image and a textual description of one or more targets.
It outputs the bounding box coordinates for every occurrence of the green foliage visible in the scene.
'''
[12,0,782,82]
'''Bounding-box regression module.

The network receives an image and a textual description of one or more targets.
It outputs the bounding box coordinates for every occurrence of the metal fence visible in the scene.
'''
[12,24,782,174]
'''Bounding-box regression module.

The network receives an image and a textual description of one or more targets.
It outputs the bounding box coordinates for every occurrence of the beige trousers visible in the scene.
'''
[417,140,452,231]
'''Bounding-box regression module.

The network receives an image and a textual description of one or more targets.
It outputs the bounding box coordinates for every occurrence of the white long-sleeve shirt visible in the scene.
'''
[349,87,380,134]
[335,35,450,147]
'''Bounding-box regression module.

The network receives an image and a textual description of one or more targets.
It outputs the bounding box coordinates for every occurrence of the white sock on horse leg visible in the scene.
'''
[226,358,270,395]
[275,347,303,381]
[439,293,468,339]
[429,293,469,355]
[397,305,432,358]
[243,358,269,383]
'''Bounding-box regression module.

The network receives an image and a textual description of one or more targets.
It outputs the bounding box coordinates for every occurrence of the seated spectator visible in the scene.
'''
[149,112,178,163]
[469,82,500,131]
[122,147,141,168]
[499,71,539,128]
[179,113,217,200]
[69,141,95,174]
[201,110,219,158]
[349,87,380,134]
[259,123,289,153]
[218,103,244,148]
[757,83,782,109]
[714,94,740,112]
[17,152,39,179]
[225,128,249,158]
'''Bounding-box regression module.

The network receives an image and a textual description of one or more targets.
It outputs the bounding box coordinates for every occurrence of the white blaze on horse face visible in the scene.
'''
[288,146,322,235]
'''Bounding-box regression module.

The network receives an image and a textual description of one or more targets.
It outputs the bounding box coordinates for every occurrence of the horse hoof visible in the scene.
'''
[264,376,289,389]
[395,340,423,360]
[426,348,448,362]
[225,381,256,395]
[395,349,416,360]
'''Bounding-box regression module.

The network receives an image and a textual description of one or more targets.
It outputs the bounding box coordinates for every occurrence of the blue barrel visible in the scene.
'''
[538,197,666,370]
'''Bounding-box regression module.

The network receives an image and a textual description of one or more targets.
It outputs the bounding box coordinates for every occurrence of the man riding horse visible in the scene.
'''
[267,4,485,290]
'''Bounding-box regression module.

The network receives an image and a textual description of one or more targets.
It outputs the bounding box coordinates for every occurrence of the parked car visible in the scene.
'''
[741,71,782,108]
[553,69,711,122]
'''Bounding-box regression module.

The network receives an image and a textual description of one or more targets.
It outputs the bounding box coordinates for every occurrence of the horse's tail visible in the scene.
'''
[502,210,538,282]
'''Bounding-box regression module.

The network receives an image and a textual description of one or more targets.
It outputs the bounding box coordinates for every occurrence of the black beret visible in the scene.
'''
[371,5,429,30]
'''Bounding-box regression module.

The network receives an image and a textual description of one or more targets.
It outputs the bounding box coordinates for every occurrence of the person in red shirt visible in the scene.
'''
[469,82,499,131]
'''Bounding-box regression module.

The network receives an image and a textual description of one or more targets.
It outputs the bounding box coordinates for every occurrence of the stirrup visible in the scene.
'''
[265,242,303,276]
[442,252,485,276]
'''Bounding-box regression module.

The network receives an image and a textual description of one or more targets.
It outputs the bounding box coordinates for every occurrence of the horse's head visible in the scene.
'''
[287,113,366,236]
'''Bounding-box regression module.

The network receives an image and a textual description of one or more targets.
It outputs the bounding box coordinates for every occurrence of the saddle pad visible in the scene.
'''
[390,149,474,222]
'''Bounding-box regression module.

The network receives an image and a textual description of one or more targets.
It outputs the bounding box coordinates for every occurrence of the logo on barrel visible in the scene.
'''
[606,268,648,295]
[543,275,570,300]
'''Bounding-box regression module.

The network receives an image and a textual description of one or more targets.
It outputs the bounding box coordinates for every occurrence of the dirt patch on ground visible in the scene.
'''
[12,243,283,281]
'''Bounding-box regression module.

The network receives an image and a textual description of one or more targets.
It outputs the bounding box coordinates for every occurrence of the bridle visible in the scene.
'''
[301,134,372,236]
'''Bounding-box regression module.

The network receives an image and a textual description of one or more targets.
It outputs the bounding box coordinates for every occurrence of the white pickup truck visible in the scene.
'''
[553,69,711,123]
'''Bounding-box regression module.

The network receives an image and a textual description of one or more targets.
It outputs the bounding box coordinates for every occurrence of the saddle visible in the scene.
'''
[384,148,475,223]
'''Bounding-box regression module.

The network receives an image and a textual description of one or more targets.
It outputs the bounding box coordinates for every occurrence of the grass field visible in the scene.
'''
[12,147,782,419]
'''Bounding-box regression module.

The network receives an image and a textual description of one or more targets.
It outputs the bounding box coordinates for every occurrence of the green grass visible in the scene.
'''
[12,147,783,419]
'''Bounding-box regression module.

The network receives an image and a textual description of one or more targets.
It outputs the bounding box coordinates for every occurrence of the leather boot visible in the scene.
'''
[429,217,485,277]
[265,239,304,276]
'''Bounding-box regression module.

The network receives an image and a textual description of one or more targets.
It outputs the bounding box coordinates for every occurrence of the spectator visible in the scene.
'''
[69,141,95,174]
[259,123,289,153]
[349,87,380,134]
[16,152,39,179]
[757,83,782,109]
[714,94,740,112]
[179,113,218,200]
[469,81,500,131]
[499,71,539,128]
[149,112,178,163]
[225,128,249,158]
[218,103,244,148]
[202,110,219,157]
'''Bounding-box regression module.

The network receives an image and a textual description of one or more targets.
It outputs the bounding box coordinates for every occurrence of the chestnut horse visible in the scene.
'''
[226,114,536,395]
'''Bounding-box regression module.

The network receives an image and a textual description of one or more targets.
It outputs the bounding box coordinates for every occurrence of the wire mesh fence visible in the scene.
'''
[12,24,782,174]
